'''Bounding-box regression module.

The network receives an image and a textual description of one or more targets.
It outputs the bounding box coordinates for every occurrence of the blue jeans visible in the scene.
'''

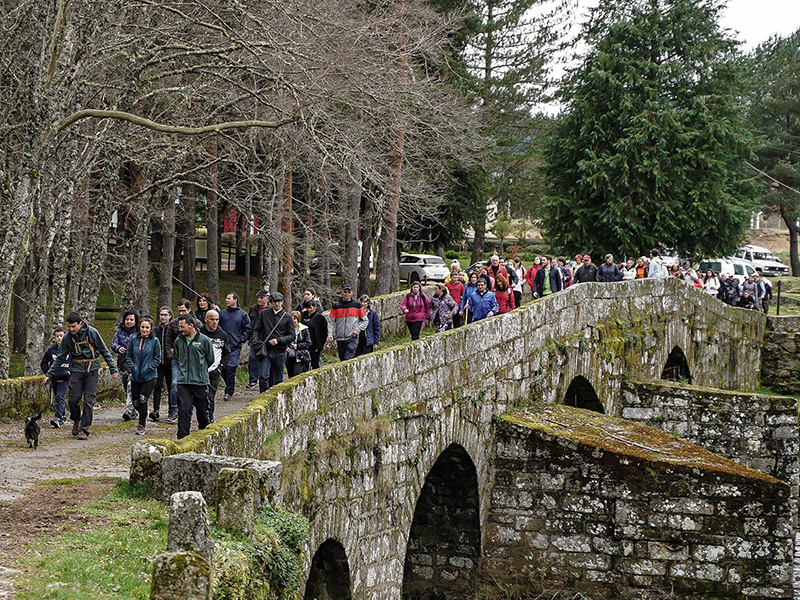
[259,351,287,393]
[248,347,264,385]
[223,347,241,396]
[170,358,180,411]
[336,337,359,361]
[51,379,69,421]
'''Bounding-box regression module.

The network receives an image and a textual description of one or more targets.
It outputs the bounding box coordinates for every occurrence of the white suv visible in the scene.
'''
[733,245,788,277]
[698,257,757,285]
[398,254,449,284]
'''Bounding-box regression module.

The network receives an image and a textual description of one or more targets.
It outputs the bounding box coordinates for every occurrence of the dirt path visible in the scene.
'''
[0,386,260,598]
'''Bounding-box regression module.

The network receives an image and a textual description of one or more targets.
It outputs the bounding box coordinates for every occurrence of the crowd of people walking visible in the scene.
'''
[37,247,777,442]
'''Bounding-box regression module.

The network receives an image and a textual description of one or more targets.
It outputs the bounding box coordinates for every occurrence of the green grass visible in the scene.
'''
[14,479,168,600]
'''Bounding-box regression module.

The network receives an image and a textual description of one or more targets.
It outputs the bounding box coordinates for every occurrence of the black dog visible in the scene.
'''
[24,413,41,450]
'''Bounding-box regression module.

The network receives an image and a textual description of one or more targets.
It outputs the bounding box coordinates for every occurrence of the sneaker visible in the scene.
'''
[50,418,60,429]
[166,411,178,424]
[122,411,131,422]
[72,420,80,437]
[57,417,67,428]
[245,382,258,390]
[223,394,232,402]
[77,430,89,441]
[135,424,145,435]
[148,410,160,422]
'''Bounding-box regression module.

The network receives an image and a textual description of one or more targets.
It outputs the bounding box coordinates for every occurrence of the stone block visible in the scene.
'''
[150,551,212,600]
[216,467,255,539]
[167,492,213,565]
[161,452,281,509]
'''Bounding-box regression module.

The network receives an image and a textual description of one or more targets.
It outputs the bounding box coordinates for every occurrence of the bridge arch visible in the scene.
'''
[661,345,692,384]
[304,538,353,600]
[402,443,481,599]
[563,375,605,413]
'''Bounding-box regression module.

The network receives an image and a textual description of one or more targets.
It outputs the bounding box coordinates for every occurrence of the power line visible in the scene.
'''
[744,161,800,196]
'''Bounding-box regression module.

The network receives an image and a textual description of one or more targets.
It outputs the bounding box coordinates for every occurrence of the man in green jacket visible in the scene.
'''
[44,312,118,440]
[174,314,215,439]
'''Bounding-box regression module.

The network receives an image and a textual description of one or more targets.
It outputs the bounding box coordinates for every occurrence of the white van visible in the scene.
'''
[734,245,788,277]
[698,257,757,286]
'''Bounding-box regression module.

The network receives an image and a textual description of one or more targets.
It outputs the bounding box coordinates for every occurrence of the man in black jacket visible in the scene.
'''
[246,290,269,390]
[533,255,564,298]
[574,255,599,284]
[200,309,231,422]
[301,300,328,369]
[252,292,295,392]
[150,306,173,423]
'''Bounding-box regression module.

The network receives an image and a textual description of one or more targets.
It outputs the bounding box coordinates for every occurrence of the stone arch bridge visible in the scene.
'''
[133,277,797,599]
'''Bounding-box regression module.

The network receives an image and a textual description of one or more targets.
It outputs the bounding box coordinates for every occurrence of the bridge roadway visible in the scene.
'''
[132,277,792,599]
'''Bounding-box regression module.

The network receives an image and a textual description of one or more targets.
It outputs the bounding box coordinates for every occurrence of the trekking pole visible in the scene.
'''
[776,280,781,316]
[171,274,205,300]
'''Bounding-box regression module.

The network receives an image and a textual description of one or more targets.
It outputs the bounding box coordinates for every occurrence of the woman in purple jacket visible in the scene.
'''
[400,282,430,341]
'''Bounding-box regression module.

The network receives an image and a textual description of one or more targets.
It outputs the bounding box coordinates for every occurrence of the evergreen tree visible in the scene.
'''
[746,29,800,274]
[542,0,756,259]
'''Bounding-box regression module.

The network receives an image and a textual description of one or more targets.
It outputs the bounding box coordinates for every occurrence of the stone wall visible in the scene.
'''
[619,380,799,495]
[485,406,794,600]
[761,316,800,393]
[130,278,773,600]
[0,368,120,419]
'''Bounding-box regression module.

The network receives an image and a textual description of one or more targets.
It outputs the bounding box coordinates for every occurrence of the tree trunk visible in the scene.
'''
[279,172,293,307]
[206,138,220,304]
[471,213,487,265]
[12,268,26,355]
[67,190,90,312]
[120,163,150,315]
[343,166,361,288]
[157,187,177,309]
[244,216,252,306]
[781,207,800,276]
[358,192,375,296]
[179,182,197,299]
[51,196,73,329]
[76,159,119,327]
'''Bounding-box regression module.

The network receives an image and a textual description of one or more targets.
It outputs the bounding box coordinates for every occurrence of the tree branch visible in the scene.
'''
[58,109,296,135]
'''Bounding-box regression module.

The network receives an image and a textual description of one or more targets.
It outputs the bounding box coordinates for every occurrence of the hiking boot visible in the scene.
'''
[50,418,61,429]
[135,424,146,435]
[148,410,160,422]
[77,430,89,441]
[166,411,178,424]
[122,410,132,421]
[223,394,232,402]
[72,420,80,437]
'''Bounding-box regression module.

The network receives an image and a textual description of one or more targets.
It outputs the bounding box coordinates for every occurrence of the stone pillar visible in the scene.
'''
[216,467,255,538]
[167,491,213,565]
[150,551,211,600]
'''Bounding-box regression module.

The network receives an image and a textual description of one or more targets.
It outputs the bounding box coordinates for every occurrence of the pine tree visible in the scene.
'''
[747,29,800,274]
[542,0,756,259]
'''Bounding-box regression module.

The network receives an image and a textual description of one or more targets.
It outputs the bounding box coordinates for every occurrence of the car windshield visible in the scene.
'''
[752,252,779,262]
[699,261,721,272]
[425,257,446,265]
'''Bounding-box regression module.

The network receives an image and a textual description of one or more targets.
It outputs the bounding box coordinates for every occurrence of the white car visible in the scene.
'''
[698,257,757,285]
[398,254,449,284]
[733,245,788,277]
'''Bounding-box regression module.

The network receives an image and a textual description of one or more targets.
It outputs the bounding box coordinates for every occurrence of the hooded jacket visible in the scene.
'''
[46,322,117,377]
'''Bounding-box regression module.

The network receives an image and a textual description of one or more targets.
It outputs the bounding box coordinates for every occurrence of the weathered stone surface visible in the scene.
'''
[160,452,281,509]
[216,468,255,539]
[483,405,793,600]
[620,380,799,496]
[150,551,212,600]
[167,492,212,565]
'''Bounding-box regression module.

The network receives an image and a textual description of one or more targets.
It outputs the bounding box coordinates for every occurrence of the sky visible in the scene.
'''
[719,0,800,50]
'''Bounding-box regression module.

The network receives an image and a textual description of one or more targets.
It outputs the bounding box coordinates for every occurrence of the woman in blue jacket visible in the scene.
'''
[125,317,162,435]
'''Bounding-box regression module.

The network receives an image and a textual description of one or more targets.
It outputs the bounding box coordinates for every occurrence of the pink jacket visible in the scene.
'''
[401,292,430,323]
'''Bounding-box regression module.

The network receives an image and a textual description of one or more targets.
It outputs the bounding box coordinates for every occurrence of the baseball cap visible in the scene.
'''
[342,284,353,291]
[583,254,591,261]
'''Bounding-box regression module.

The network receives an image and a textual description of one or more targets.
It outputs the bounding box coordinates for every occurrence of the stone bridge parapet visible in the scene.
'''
[130,277,781,599]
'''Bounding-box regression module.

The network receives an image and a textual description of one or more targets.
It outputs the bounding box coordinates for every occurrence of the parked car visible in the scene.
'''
[733,245,788,277]
[698,257,757,285]
[398,254,449,284]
